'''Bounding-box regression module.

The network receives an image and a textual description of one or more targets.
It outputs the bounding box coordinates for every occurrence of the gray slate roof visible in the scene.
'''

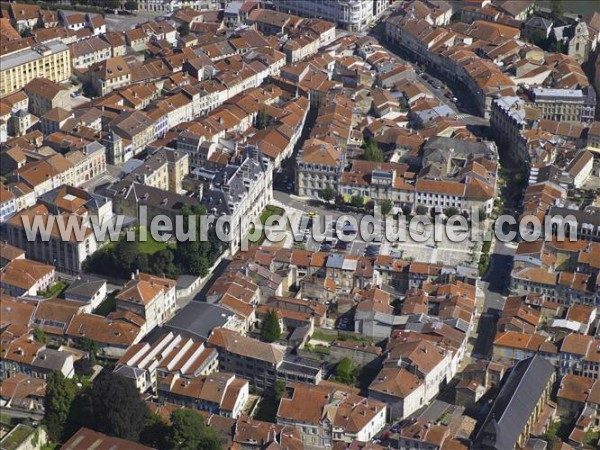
[164,301,233,340]
[474,355,554,450]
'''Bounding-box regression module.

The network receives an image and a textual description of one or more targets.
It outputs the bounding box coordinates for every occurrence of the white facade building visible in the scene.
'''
[274,0,387,31]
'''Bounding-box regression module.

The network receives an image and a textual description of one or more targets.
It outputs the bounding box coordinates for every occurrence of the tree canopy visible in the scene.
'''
[363,139,384,162]
[85,206,223,279]
[320,185,336,203]
[260,309,281,343]
[256,109,270,130]
[334,358,356,385]
[70,373,149,442]
[44,372,80,441]
[350,195,364,209]
[380,199,393,216]
[165,410,221,450]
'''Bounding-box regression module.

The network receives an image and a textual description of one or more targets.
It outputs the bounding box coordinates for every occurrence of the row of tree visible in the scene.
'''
[84,206,223,280]
[44,371,221,450]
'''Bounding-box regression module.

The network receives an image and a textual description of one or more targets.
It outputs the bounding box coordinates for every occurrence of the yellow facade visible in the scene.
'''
[0,47,72,98]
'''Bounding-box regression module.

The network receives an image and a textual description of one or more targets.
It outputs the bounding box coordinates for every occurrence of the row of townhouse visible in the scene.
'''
[0,140,106,224]
[510,267,599,307]
[491,95,599,169]
[277,383,387,446]
[295,92,353,197]
[493,330,600,380]
[384,11,596,122]
[367,278,476,420]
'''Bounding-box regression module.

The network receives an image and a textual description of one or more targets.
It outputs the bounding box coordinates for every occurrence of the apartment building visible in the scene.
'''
[0,333,75,380]
[207,327,284,389]
[108,110,155,162]
[296,138,344,198]
[381,337,454,418]
[0,184,17,223]
[5,186,113,274]
[277,383,387,446]
[66,312,145,358]
[111,147,189,195]
[69,36,112,69]
[274,0,387,31]
[0,41,72,98]
[137,0,219,13]
[200,146,273,254]
[368,367,425,421]
[528,87,596,124]
[115,272,177,335]
[90,57,132,96]
[490,96,543,168]
[23,77,71,117]
[158,372,249,419]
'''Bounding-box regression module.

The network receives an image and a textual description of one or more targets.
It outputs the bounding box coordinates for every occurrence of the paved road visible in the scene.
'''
[471,239,516,359]
[374,30,491,130]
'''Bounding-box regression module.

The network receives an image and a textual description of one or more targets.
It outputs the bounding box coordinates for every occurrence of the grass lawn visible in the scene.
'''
[247,205,286,244]
[38,280,69,298]
[136,226,174,255]
[311,329,337,343]
[93,292,117,316]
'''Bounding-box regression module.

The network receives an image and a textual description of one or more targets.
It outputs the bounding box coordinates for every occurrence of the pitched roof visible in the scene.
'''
[207,327,284,365]
[475,355,555,449]
[0,258,54,291]
[24,77,64,100]
[115,273,175,307]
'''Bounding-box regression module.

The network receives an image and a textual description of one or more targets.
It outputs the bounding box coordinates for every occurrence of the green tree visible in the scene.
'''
[44,372,79,441]
[350,195,364,209]
[478,208,487,221]
[416,205,428,215]
[124,0,139,11]
[80,337,99,365]
[114,238,140,273]
[166,410,221,450]
[380,199,393,216]
[260,309,281,343]
[444,207,459,217]
[550,0,563,18]
[33,327,47,344]
[104,0,121,9]
[140,412,169,449]
[256,109,270,130]
[274,380,286,400]
[320,185,336,203]
[84,373,149,441]
[178,22,190,36]
[150,249,180,279]
[363,139,384,162]
[334,358,355,385]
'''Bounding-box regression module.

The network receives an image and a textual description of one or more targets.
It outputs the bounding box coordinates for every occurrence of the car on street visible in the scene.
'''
[335,241,348,251]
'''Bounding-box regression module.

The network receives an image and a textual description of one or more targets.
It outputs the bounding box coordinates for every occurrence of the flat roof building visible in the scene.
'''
[0,40,71,98]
